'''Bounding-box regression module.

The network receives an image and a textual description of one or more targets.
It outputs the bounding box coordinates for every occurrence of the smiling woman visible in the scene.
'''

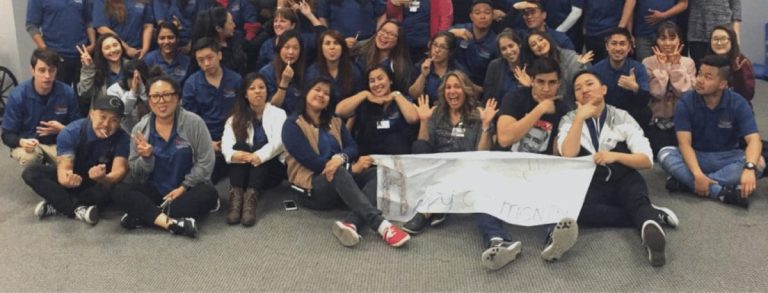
[77,33,127,116]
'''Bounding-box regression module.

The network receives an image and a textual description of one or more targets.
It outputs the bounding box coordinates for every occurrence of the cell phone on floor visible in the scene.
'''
[283,200,298,211]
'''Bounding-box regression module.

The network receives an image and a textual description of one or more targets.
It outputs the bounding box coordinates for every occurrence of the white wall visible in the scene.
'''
[0,0,34,81]
[741,1,767,65]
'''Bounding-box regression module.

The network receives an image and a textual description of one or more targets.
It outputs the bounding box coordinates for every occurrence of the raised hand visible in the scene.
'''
[652,46,667,65]
[281,64,295,84]
[420,58,432,77]
[19,138,39,153]
[669,43,684,65]
[133,133,153,158]
[479,98,499,126]
[450,28,473,41]
[575,101,600,121]
[617,68,639,93]
[578,51,594,64]
[644,9,666,25]
[514,65,532,87]
[734,56,749,71]
[416,95,434,122]
[76,44,93,66]
[36,120,65,136]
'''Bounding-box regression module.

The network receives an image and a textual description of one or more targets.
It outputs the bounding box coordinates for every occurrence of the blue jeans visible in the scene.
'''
[658,147,760,198]
[475,213,552,248]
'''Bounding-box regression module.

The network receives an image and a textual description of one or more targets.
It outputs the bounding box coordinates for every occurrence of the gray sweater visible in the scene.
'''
[127,107,215,188]
[688,0,741,42]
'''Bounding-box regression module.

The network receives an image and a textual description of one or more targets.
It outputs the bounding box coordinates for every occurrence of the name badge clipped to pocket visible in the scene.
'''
[451,126,466,138]
[377,119,391,129]
[409,0,420,12]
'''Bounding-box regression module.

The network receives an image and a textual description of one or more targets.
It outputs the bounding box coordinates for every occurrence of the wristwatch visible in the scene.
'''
[744,162,756,170]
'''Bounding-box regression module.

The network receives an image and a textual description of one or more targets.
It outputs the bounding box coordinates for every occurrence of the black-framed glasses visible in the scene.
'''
[149,92,177,103]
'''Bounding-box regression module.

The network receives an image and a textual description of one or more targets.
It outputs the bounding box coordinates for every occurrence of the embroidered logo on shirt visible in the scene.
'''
[717,116,733,129]
[174,138,191,149]
[223,89,236,99]
[54,105,68,115]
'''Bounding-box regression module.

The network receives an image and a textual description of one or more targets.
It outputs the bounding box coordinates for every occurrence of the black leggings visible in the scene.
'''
[578,169,657,230]
[22,164,111,217]
[112,181,218,226]
[228,141,286,189]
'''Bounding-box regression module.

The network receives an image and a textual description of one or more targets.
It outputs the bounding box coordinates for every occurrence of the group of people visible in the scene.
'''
[2,0,761,271]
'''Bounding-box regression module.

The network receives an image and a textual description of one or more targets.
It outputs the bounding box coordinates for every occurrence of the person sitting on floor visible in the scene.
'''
[558,70,679,267]
[658,55,763,209]
[22,95,130,225]
[2,48,80,167]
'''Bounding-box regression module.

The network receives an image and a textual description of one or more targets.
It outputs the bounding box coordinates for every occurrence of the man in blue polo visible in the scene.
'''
[22,95,130,225]
[26,0,95,88]
[2,48,80,167]
[580,0,635,62]
[591,27,652,127]
[512,0,575,51]
[183,37,243,183]
[449,0,499,84]
[658,55,763,209]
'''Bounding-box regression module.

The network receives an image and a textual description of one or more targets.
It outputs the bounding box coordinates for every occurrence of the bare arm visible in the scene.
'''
[393,93,419,124]
[559,117,585,157]
[619,0,636,30]
[496,101,550,148]
[335,90,370,118]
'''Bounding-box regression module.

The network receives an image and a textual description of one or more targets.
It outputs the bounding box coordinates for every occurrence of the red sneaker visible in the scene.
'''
[382,225,410,247]
[332,221,361,247]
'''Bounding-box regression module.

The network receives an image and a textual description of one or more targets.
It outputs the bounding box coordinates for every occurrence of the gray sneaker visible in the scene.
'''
[651,204,679,228]
[481,237,522,271]
[34,200,59,219]
[74,205,99,225]
[641,220,666,267]
[541,217,578,262]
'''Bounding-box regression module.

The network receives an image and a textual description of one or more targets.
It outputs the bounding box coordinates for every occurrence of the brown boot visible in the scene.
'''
[241,188,258,227]
[226,187,244,225]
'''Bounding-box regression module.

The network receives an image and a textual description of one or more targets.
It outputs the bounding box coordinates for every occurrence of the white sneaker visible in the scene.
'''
[74,205,99,225]
[481,238,522,271]
[541,217,578,262]
[34,200,59,219]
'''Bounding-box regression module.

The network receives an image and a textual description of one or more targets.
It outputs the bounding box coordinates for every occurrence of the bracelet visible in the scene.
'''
[482,126,491,133]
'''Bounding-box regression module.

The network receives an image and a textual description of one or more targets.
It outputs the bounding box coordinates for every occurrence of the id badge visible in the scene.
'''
[451,127,466,138]
[409,0,420,12]
[377,119,391,129]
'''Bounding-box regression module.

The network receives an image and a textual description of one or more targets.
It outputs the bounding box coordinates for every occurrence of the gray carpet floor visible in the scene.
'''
[2,82,768,291]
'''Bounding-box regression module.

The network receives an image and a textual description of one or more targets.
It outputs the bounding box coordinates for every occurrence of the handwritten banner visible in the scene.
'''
[372,152,596,226]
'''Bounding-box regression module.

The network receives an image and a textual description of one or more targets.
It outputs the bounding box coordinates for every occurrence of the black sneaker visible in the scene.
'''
[402,213,429,235]
[34,200,59,219]
[541,217,578,262]
[665,176,689,193]
[169,218,198,238]
[718,186,749,209]
[74,205,99,225]
[120,213,144,230]
[641,220,666,267]
[651,204,679,228]
[481,237,522,271]
[429,213,448,227]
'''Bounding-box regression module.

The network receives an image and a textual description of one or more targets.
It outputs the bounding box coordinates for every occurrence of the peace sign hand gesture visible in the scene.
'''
[76,44,93,67]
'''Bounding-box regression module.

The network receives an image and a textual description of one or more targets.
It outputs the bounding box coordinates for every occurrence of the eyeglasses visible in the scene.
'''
[149,92,177,103]
[378,29,399,39]
[712,37,730,45]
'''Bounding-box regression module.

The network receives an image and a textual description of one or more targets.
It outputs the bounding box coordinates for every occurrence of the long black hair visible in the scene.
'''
[231,73,269,141]
[93,33,126,91]
[296,76,334,130]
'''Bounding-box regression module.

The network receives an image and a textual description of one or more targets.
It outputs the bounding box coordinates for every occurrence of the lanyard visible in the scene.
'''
[586,110,607,151]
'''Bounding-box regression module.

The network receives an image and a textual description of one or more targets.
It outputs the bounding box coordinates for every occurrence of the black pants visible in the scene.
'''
[584,34,608,63]
[296,167,384,232]
[211,153,229,184]
[688,41,709,69]
[22,164,111,217]
[229,158,285,189]
[645,125,677,159]
[111,181,218,226]
[57,57,81,89]
[578,168,657,230]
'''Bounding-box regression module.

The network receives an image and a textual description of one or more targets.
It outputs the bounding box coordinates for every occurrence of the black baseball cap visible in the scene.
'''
[92,95,125,117]
[471,0,494,10]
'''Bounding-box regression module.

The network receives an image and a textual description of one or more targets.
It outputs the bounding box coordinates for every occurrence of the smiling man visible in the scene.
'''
[513,0,575,51]
[591,27,652,127]
[2,48,80,168]
[21,95,129,225]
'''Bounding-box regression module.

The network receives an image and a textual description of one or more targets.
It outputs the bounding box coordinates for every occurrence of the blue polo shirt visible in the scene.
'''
[633,0,676,38]
[146,115,194,196]
[306,62,363,110]
[2,80,80,145]
[182,68,242,141]
[518,27,575,50]
[674,89,758,152]
[56,118,130,178]
[259,63,303,115]
[26,0,91,58]
[92,0,154,48]
[544,0,583,29]
[143,49,191,84]
[317,0,386,39]
[353,97,415,155]
[152,0,210,43]
[410,59,465,105]
[453,23,498,84]
[591,59,650,112]
[402,0,430,48]
[580,0,625,37]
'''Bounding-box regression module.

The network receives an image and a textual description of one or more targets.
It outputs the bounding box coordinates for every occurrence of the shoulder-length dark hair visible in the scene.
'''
[93,33,127,90]
[656,21,681,42]
[190,5,229,44]
[231,73,268,141]
[316,29,354,96]
[497,28,527,66]
[296,76,334,130]
[156,22,181,51]
[354,19,411,90]
[434,70,480,124]
[708,24,742,66]
[272,29,305,89]
[430,31,459,64]
[525,30,559,64]
[274,7,300,33]
[117,59,149,91]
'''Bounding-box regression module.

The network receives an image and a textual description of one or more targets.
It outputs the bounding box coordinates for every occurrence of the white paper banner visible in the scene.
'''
[372,152,596,226]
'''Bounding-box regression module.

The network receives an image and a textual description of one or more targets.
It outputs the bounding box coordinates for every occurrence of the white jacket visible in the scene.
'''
[221,103,287,164]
